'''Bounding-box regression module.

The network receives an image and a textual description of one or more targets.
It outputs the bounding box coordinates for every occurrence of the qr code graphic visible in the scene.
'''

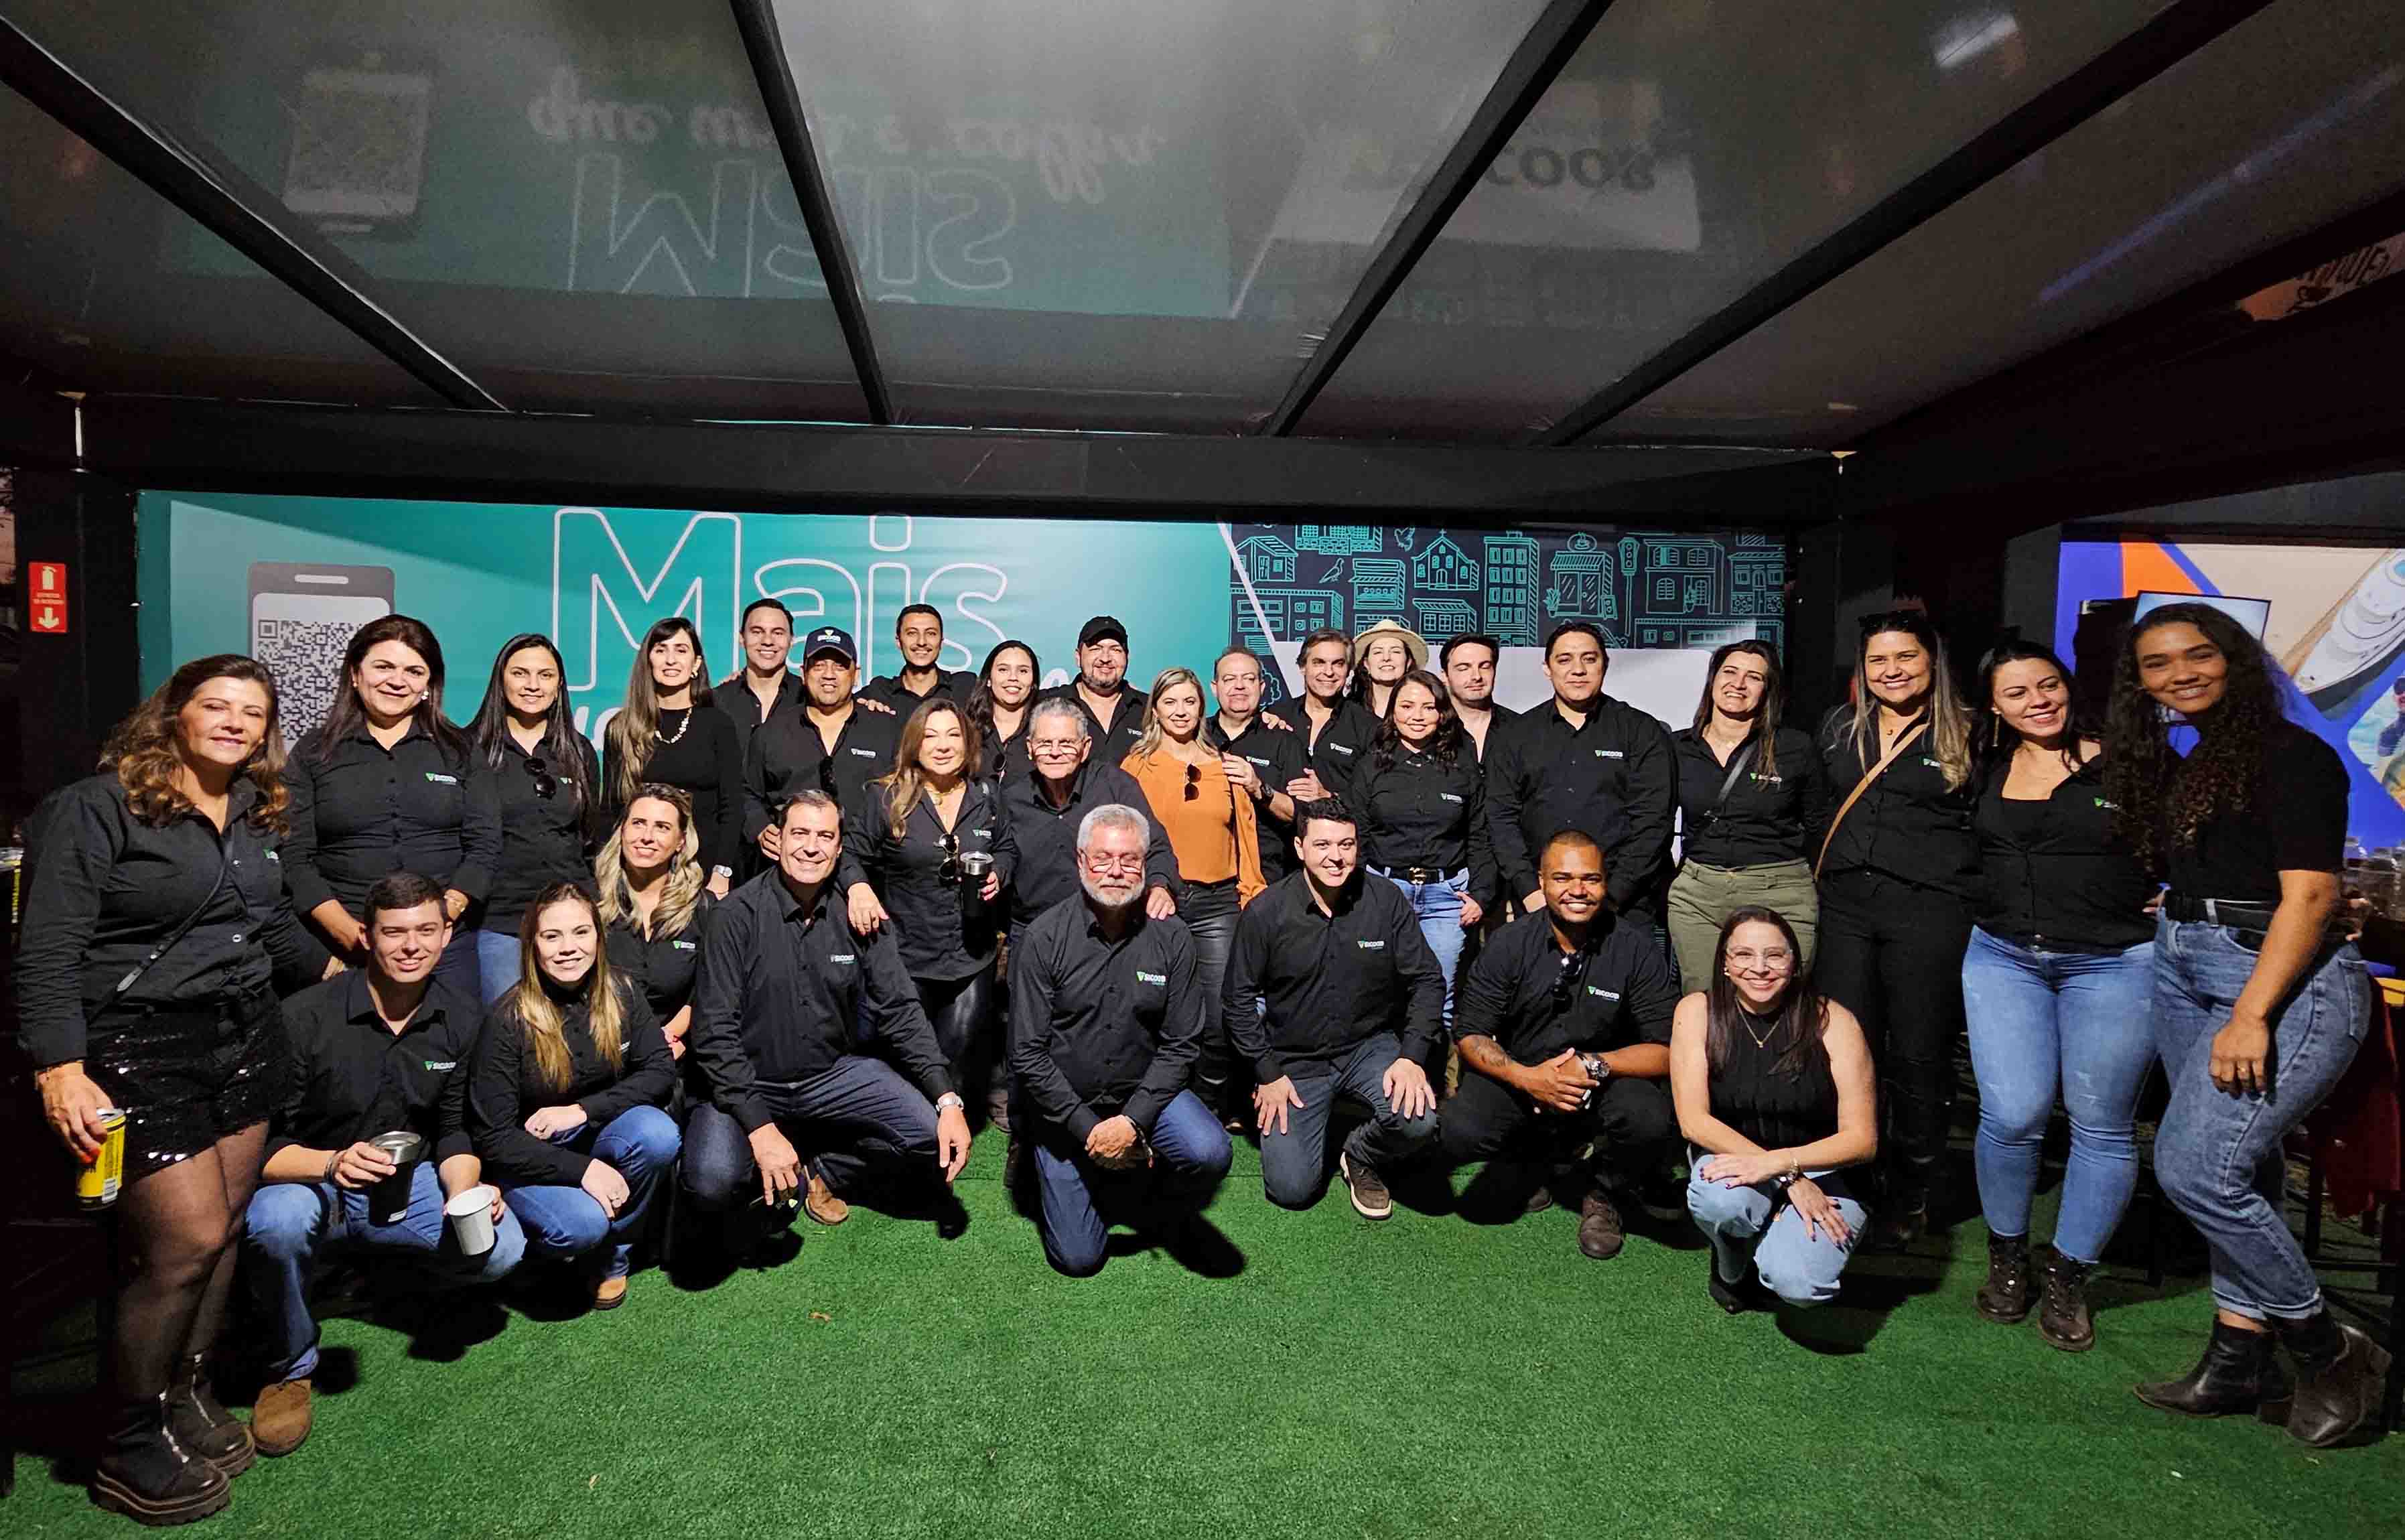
[255,618,360,748]
[283,72,429,221]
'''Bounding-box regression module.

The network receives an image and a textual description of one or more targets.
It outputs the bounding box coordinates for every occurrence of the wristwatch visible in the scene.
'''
[933,1092,966,1115]
[711,864,734,880]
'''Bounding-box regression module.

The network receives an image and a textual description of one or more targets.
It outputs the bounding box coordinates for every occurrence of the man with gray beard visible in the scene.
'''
[1007,804,1232,1275]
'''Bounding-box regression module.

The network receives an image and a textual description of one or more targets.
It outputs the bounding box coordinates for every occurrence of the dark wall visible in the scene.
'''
[10,472,140,817]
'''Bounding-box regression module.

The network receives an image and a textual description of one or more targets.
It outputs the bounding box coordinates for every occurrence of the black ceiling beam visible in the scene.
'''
[0,373,76,464]
[1534,0,2279,447]
[0,15,506,413]
[728,0,893,425]
[68,397,1831,525]
[1257,0,1613,437]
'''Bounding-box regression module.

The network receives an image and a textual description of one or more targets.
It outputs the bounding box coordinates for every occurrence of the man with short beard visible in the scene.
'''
[1037,616,1147,766]
[858,604,973,711]
[743,627,901,856]
[1008,803,1231,1275]
[1440,632,1518,764]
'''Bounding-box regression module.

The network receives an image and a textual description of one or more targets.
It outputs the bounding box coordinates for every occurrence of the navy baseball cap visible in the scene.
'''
[801,626,856,665]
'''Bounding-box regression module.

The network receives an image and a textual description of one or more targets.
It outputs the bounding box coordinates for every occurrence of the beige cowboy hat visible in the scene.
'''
[1350,618,1430,672]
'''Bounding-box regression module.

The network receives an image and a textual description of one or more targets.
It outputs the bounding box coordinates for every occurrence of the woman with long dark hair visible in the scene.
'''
[1671,906,1876,1312]
[968,639,1039,780]
[843,698,1018,1128]
[21,656,334,1523]
[602,617,742,898]
[1957,640,2155,1352]
[466,884,679,1310]
[2110,602,2384,1446]
[1814,609,1977,1247]
[594,784,713,1060]
[283,615,499,999]
[1352,669,1494,1025]
[466,634,600,1003]
[1666,640,1829,989]
[1347,620,1427,718]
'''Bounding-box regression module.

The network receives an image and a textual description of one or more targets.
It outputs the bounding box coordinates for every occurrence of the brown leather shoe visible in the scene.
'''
[592,1274,629,1311]
[1577,1188,1625,1260]
[251,1379,313,1458]
[803,1167,850,1226]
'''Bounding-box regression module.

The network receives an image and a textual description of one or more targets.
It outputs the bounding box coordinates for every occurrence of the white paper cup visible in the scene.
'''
[445,1184,498,1257]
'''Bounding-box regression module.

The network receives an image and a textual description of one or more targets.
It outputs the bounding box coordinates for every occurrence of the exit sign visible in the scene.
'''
[28,560,67,633]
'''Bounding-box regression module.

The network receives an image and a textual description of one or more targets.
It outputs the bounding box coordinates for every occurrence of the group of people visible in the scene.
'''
[17,593,2394,1524]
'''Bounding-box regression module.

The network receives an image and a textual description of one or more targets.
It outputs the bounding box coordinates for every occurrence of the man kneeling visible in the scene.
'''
[1011,803,1230,1275]
[243,873,526,1457]
[682,792,970,1239]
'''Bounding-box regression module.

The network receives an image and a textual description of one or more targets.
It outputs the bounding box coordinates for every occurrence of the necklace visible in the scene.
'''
[656,706,692,746]
[1740,1009,1777,1050]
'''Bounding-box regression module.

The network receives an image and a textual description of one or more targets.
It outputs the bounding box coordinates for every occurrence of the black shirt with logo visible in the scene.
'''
[843,778,1018,980]
[1265,695,1381,807]
[1973,754,2154,951]
[466,975,676,1186]
[714,670,805,773]
[1038,681,1148,768]
[744,704,903,843]
[1008,900,1200,1137]
[1453,910,1677,1062]
[1225,871,1446,1080]
[269,971,487,1163]
[1671,726,1831,869]
[1353,745,1498,906]
[484,735,600,936]
[1485,696,1677,913]
[858,669,974,715]
[607,890,715,1021]
[283,719,502,917]
[1817,715,1980,900]
[1000,760,1183,931]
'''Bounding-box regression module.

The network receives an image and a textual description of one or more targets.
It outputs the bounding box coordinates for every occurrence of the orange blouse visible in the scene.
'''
[1120,749,1266,905]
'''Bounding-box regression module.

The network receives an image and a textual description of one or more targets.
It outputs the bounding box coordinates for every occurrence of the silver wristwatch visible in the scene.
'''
[933,1092,966,1114]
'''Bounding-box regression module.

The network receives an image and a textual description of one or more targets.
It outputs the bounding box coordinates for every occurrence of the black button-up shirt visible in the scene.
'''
[1038,681,1148,768]
[744,704,902,843]
[1266,695,1380,805]
[858,669,973,714]
[607,892,714,1021]
[16,773,328,1066]
[269,971,486,1163]
[1671,726,1832,870]
[686,873,951,1132]
[1818,716,1979,899]
[1207,713,1308,884]
[1460,701,1520,765]
[1353,745,1499,905]
[715,669,805,772]
[464,976,675,1186]
[844,778,1017,979]
[1485,696,1675,913]
[1008,900,1200,1137]
[2166,720,2349,902]
[282,720,502,918]
[483,736,600,935]
[1225,871,1445,1080]
[1452,910,1677,1062]
[1973,757,2154,951]
[1001,760,1182,931]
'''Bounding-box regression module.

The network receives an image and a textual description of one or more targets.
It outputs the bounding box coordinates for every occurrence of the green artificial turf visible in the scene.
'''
[9,1141,2401,1539]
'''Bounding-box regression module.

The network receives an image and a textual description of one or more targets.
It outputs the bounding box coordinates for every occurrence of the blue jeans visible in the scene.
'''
[1960,927,2156,1263]
[1377,869,1468,1028]
[682,1055,941,1211]
[1257,1033,1441,1208]
[241,1162,527,1382]
[1686,1159,1866,1308]
[500,1106,682,1279]
[1032,1091,1232,1276]
[2151,916,2368,1320]
[476,928,523,1005]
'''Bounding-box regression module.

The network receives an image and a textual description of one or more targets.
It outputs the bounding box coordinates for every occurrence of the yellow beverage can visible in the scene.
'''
[77,1108,127,1210]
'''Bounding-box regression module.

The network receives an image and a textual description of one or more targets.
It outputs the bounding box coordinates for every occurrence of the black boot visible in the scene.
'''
[2133,1320,2292,1421]
[167,1352,255,1478]
[2272,1311,2396,1448]
[1976,1233,2032,1324]
[90,1390,232,1527]
[2035,1249,2096,1353]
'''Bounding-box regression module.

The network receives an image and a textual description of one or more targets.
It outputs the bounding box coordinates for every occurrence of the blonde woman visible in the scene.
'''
[466,883,679,1309]
[596,784,713,1058]
[602,617,742,896]
[1813,609,1976,1249]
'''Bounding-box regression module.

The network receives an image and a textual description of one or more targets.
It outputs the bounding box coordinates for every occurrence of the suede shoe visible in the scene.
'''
[1577,1188,1625,1261]
[250,1378,314,1458]
[167,1352,255,1478]
[1338,1152,1393,1220]
[592,1274,629,1311]
[803,1166,850,1227]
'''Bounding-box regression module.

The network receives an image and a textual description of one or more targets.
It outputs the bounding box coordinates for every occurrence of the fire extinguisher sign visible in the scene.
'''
[29,561,68,634]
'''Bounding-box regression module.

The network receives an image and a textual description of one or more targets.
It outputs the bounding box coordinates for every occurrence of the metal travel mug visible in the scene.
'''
[959,849,995,926]
[365,1130,427,1225]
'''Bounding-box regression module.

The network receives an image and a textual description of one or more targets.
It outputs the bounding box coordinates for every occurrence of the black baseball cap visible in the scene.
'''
[801,626,856,665]
[1079,616,1128,649]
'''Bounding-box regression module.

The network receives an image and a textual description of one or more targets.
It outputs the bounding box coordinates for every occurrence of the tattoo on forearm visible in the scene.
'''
[1459,1035,1511,1078]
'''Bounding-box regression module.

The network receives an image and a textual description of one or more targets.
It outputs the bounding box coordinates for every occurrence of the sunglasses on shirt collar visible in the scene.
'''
[939,829,961,884]
[522,754,557,800]
[1550,946,1592,1010]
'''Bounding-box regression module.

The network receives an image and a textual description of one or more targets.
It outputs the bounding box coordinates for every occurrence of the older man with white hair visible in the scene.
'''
[1007,802,1232,1275]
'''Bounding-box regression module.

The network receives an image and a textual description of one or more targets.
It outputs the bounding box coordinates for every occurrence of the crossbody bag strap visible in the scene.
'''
[1814,722,1926,880]
[115,852,233,995]
[1706,739,1759,821]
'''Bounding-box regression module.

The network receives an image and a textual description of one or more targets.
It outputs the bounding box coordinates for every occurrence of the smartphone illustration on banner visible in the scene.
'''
[249,562,395,746]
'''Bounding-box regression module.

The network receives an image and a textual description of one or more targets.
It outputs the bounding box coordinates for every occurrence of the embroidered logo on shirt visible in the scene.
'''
[849,748,879,758]
[1135,971,1168,986]
[1586,986,1620,1001]
[2093,796,2120,811]
[265,849,281,862]
[1327,743,1356,756]
[673,939,697,951]
[1594,749,1623,759]
[422,1059,456,1072]
[1920,757,1942,770]
[829,953,855,965]
[973,828,991,838]
[423,772,459,785]
[1750,774,1784,786]
[1357,939,1385,950]
[1439,792,1464,804]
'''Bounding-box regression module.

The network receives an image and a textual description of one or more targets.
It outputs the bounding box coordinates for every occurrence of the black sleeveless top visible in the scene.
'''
[1708,1009,1839,1152]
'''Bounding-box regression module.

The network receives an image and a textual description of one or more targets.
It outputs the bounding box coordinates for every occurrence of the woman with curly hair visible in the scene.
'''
[19,656,336,1523]
[2110,602,2385,1448]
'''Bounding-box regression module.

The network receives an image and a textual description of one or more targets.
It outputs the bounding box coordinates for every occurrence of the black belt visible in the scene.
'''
[2162,896,2279,928]
[1373,865,1462,884]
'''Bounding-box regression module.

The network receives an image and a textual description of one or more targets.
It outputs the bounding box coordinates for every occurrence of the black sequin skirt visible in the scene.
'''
[83,989,285,1180]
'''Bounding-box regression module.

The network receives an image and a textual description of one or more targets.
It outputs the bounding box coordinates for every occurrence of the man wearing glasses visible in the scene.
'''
[1205,647,1307,885]
[1002,699,1182,953]
[743,627,902,860]
[1436,829,1677,1261]
[1009,804,1232,1275]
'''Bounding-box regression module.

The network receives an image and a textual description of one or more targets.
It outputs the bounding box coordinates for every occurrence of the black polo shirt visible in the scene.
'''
[1459,701,1520,765]
[269,970,486,1163]
[1353,744,1499,904]
[1818,715,1979,900]
[686,873,951,1132]
[1039,681,1148,768]
[1008,898,1200,1138]
[282,719,502,917]
[1453,910,1677,1062]
[483,736,600,936]
[843,778,1016,979]
[1972,756,2155,951]
[744,703,902,842]
[16,773,330,1066]
[858,669,973,714]
[1001,760,1182,930]
[1208,712,1308,884]
[465,976,675,1186]
[715,669,805,771]
[1485,695,1676,913]
[1225,871,1446,1080]
[2166,719,2349,903]
[1671,726,1831,870]
[1266,695,1381,805]
[607,890,714,1020]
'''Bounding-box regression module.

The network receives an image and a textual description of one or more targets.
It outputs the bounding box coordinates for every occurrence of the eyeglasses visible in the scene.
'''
[523,755,558,800]
[1084,853,1146,875]
[1725,951,1795,977]
[1550,947,1589,1010]
[939,830,961,884]
[1183,762,1201,802]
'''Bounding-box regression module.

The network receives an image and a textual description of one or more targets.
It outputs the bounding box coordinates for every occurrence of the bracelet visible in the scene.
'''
[323,1150,342,1185]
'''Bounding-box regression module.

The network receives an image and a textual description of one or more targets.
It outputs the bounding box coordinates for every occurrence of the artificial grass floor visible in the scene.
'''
[9,1139,2402,1539]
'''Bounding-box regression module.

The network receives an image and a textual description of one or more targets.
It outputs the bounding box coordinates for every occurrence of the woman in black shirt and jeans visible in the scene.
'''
[466,634,600,1003]
[1815,610,1978,1247]
[2111,602,2384,1448]
[1352,669,1495,1028]
[603,617,742,898]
